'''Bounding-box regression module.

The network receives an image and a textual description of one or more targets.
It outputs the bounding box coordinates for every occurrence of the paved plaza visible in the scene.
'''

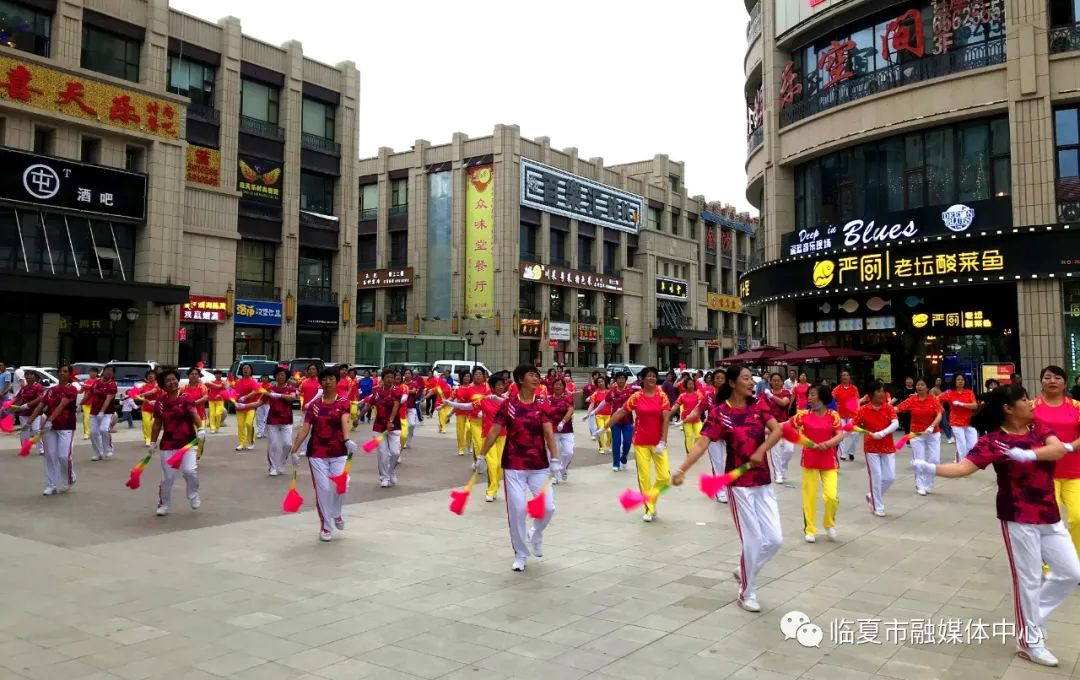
[0,419,1078,680]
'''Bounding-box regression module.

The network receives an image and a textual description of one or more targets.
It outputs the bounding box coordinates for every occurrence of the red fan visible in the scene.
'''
[362,433,385,453]
[526,477,554,519]
[449,472,478,515]
[781,420,814,447]
[166,439,198,469]
[699,464,752,497]
[282,470,304,513]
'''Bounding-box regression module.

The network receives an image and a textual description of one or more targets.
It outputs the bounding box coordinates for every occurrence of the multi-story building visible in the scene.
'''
[0,0,358,368]
[742,0,1080,383]
[354,124,758,372]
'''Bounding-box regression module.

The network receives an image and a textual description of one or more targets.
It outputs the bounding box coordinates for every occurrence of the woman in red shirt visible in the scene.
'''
[793,372,811,411]
[585,376,612,456]
[896,377,943,495]
[760,373,793,483]
[1033,365,1080,558]
[602,372,636,470]
[207,370,227,433]
[601,367,671,523]
[182,368,209,425]
[832,370,860,462]
[445,375,508,501]
[792,385,844,543]
[915,385,1079,668]
[233,363,261,451]
[136,369,162,446]
[939,374,978,462]
[546,378,575,484]
[30,365,79,495]
[674,378,704,455]
[149,367,205,516]
[854,381,900,517]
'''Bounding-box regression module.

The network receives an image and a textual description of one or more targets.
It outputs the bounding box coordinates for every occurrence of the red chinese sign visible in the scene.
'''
[705,226,717,255]
[818,39,856,89]
[881,9,925,62]
[747,86,764,134]
[181,296,227,323]
[778,61,803,108]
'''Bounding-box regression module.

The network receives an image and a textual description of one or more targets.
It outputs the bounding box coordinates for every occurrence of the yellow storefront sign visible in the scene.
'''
[707,292,743,313]
[812,248,1005,289]
[464,165,495,318]
[0,53,182,140]
[185,145,220,186]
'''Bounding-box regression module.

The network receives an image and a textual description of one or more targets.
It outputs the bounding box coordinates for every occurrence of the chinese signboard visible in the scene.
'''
[656,276,689,301]
[357,267,414,289]
[237,154,282,202]
[234,299,283,327]
[0,54,182,140]
[740,227,1080,306]
[181,296,227,323]
[520,317,541,338]
[578,323,600,342]
[297,303,338,329]
[780,198,1011,257]
[548,322,571,341]
[0,146,146,220]
[604,324,622,344]
[933,0,1003,55]
[185,145,220,187]
[707,293,743,313]
[705,226,717,255]
[520,262,624,294]
[911,310,993,329]
[520,159,644,234]
[464,165,495,318]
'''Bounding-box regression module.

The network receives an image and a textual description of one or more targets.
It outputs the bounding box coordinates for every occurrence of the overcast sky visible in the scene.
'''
[172,0,755,213]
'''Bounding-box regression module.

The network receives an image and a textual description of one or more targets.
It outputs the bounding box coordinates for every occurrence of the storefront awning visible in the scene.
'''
[0,272,189,305]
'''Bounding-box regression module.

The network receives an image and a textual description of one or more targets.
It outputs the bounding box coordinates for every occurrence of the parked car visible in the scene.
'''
[71,362,104,381]
[349,364,380,375]
[227,358,280,381]
[431,360,489,379]
[606,363,647,384]
[287,358,325,378]
[105,361,158,390]
[17,366,58,388]
[387,362,432,378]
[178,367,216,389]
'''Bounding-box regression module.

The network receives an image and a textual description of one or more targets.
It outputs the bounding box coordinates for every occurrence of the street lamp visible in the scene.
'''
[465,329,487,371]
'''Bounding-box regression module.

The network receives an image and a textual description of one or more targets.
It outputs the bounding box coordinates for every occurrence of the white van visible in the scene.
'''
[432,360,492,381]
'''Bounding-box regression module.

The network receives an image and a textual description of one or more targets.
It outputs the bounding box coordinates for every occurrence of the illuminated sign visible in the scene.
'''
[238,155,282,202]
[707,292,743,313]
[520,317,541,338]
[357,267,414,289]
[656,276,688,301]
[912,310,992,330]
[578,323,599,342]
[181,296,227,323]
[520,262,624,294]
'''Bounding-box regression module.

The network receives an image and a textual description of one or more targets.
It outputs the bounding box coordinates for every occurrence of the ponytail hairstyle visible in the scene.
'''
[715,364,747,404]
[970,384,1029,435]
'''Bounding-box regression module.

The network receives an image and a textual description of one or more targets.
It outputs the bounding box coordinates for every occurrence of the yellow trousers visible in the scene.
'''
[634,444,670,515]
[469,418,485,459]
[438,405,450,432]
[1055,478,1080,557]
[455,414,469,454]
[595,415,611,452]
[141,410,154,445]
[400,417,410,448]
[82,404,91,437]
[802,468,839,536]
[486,435,505,498]
[682,420,703,454]
[236,408,255,447]
[208,400,224,431]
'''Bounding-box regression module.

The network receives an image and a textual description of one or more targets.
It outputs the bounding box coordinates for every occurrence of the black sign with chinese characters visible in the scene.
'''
[0,146,146,220]
[656,276,689,301]
[357,267,414,289]
[740,226,1080,306]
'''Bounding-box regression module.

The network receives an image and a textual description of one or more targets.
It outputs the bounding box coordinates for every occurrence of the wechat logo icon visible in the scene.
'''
[780,611,824,648]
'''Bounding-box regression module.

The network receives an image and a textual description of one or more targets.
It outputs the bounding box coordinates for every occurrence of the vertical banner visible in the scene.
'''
[427,171,453,319]
[464,165,495,318]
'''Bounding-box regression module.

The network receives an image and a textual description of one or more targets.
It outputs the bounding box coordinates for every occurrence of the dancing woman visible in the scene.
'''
[585,376,612,456]
[444,374,508,501]
[759,372,792,483]
[135,369,162,446]
[854,381,900,517]
[357,368,406,488]
[792,385,844,543]
[30,365,79,495]
[1032,365,1080,557]
[88,364,118,461]
[896,377,943,496]
[233,364,260,451]
[939,374,978,462]
[148,367,205,516]
[264,366,298,476]
[547,377,575,483]
[604,372,636,470]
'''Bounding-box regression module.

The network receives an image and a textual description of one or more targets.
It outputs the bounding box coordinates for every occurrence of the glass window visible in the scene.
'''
[0,0,51,57]
[1060,150,1080,179]
[647,208,660,230]
[81,136,101,164]
[357,235,377,269]
[387,289,407,324]
[550,230,565,264]
[0,208,21,272]
[389,231,407,267]
[904,134,925,208]
[958,122,991,201]
[519,280,538,311]
[391,178,408,207]
[356,290,375,325]
[81,25,140,82]
[300,172,335,215]
[603,293,619,320]
[302,98,335,141]
[360,184,378,219]
[297,248,331,290]
[603,240,618,274]
[167,55,215,108]
[237,240,274,286]
[850,26,875,75]
[1056,107,1080,181]
[925,128,955,205]
[578,235,593,269]
[112,221,134,279]
[240,78,279,124]
[1050,0,1080,26]
[670,213,680,236]
[550,286,566,317]
[520,223,538,259]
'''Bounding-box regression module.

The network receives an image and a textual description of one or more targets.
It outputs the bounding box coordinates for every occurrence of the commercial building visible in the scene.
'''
[0,0,358,367]
[354,125,758,372]
[742,0,1080,384]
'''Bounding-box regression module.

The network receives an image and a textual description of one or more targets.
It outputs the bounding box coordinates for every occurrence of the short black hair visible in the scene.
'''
[318,367,337,382]
[512,364,540,387]
[811,383,833,405]
[273,366,288,378]
[382,368,397,379]
[156,366,180,389]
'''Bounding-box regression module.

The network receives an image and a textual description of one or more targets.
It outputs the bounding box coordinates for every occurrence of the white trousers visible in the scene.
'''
[910,432,941,493]
[555,432,575,479]
[953,425,978,462]
[19,414,43,454]
[504,469,555,560]
[864,453,895,513]
[376,431,402,483]
[708,440,728,500]
[90,413,113,458]
[42,429,75,490]
[158,448,198,510]
[266,424,293,473]
[1000,520,1080,650]
[839,422,859,459]
[255,403,269,438]
[770,441,793,480]
[729,484,783,602]
[308,456,347,533]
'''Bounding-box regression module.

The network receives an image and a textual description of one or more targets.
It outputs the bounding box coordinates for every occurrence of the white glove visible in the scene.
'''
[197,429,206,442]
[400,394,408,404]
[995,442,1036,462]
[345,440,359,456]
[581,413,591,422]
[952,400,963,406]
[910,459,936,475]
[42,420,52,431]
[655,441,667,454]
[764,389,774,399]
[924,427,935,435]
[148,442,158,452]
[268,392,282,399]
[872,430,887,440]
[549,459,562,477]
[556,421,564,432]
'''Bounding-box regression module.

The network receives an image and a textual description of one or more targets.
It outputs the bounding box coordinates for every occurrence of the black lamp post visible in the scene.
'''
[465,330,487,372]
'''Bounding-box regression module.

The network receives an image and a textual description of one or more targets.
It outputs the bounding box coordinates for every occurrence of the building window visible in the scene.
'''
[577,291,594,321]
[360,183,378,220]
[520,280,538,312]
[33,126,53,155]
[298,248,332,302]
[124,145,144,172]
[236,240,275,299]
[234,326,279,361]
[603,240,618,275]
[670,213,680,237]
[794,116,1009,229]
[520,223,538,261]
[357,235,377,270]
[1056,106,1080,214]
[550,230,567,267]
[295,330,332,361]
[241,78,279,124]
[603,293,619,321]
[80,136,101,164]
[302,97,335,141]
[387,288,408,324]
[627,240,638,268]
[688,218,697,241]
[0,1,50,57]
[167,55,215,108]
[1051,0,1080,26]
[577,235,593,271]
[647,207,660,230]
[389,231,407,268]
[550,286,567,321]
[356,290,375,326]
[81,24,140,82]
[390,178,408,216]
[300,172,335,215]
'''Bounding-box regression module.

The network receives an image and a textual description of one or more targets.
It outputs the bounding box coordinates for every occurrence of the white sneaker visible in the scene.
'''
[104,452,113,460]
[334,516,345,530]
[57,485,69,494]
[379,480,391,488]
[718,490,728,504]
[156,506,169,516]
[527,527,543,557]
[245,444,254,451]
[642,513,654,523]
[189,495,201,510]
[235,445,244,451]
[1017,646,1058,667]
[389,477,397,486]
[512,557,526,572]
[738,596,761,613]
[917,488,928,496]
[826,527,838,541]
[91,454,101,461]
[457,450,465,456]
[319,530,332,542]
[612,465,620,471]
[485,495,495,502]
[774,476,784,484]
[269,468,280,477]
[874,509,887,517]
[551,477,559,486]
[805,533,816,543]
[42,487,56,496]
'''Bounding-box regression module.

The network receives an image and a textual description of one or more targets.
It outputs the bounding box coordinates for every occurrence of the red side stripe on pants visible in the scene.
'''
[999,521,1029,649]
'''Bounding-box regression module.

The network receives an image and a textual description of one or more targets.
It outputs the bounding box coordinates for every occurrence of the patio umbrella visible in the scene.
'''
[772,341,878,364]
[716,345,787,366]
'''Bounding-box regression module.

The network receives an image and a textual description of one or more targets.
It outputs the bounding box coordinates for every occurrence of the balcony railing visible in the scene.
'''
[387,310,407,325]
[746,2,762,43]
[359,208,377,222]
[722,328,735,338]
[780,37,1005,127]
[603,264,618,276]
[235,282,279,300]
[301,132,341,156]
[736,257,748,271]
[656,314,694,331]
[188,103,220,125]
[238,201,282,221]
[298,286,337,304]
[550,256,571,268]
[747,125,764,154]
[520,250,540,263]
[389,204,408,218]
[1050,23,1080,54]
[707,284,719,293]
[240,115,285,141]
[1056,176,1080,221]
[300,210,339,229]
